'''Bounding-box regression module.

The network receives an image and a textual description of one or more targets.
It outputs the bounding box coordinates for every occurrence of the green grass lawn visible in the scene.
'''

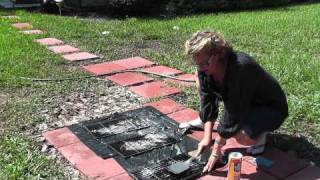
[0,2,320,178]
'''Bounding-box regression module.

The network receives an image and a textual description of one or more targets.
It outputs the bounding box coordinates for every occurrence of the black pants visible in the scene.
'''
[242,106,286,139]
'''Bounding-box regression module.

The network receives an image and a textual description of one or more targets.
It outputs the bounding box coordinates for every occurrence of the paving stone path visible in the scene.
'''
[8,17,320,180]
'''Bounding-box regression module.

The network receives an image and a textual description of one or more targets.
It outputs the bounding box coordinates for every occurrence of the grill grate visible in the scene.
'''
[129,154,204,180]
[68,106,204,179]
[84,117,153,138]
[109,129,178,158]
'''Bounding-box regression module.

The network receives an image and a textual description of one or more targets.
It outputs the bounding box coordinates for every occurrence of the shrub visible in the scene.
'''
[107,0,316,16]
[107,0,170,16]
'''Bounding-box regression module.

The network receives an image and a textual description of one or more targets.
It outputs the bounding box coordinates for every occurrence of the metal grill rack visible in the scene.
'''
[108,130,179,158]
[68,106,204,179]
[84,117,153,138]
[129,154,205,180]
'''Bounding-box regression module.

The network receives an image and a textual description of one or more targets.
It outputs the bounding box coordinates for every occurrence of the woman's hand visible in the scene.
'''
[202,136,226,173]
[195,138,211,157]
[195,121,214,157]
[202,145,223,173]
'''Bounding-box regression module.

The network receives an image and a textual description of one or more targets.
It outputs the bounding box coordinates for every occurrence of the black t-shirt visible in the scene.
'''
[198,51,288,138]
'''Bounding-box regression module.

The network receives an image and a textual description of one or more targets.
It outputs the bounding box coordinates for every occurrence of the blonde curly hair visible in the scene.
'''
[185,31,232,56]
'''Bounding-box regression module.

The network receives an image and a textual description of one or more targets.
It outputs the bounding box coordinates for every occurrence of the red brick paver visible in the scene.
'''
[191,131,218,141]
[167,108,199,124]
[143,65,183,75]
[12,22,33,30]
[197,175,225,180]
[21,30,44,35]
[63,52,99,62]
[43,127,80,148]
[245,147,309,179]
[83,62,127,75]
[285,165,320,180]
[200,160,278,180]
[58,142,125,179]
[82,56,153,76]
[76,157,126,180]
[113,56,155,69]
[143,98,186,115]
[222,137,248,152]
[107,172,133,180]
[58,141,97,164]
[106,72,153,86]
[128,81,180,98]
[165,73,196,87]
[36,38,64,46]
[48,45,80,54]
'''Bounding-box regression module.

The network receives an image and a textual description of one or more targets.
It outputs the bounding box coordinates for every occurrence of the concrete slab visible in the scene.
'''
[48,45,80,54]
[21,30,44,35]
[63,52,99,62]
[143,98,186,115]
[83,62,127,76]
[128,81,180,98]
[75,157,126,180]
[199,160,278,180]
[143,65,183,75]
[36,38,64,46]
[12,22,33,30]
[43,127,80,148]
[165,73,196,87]
[106,72,153,86]
[106,172,133,180]
[167,108,199,124]
[285,165,320,180]
[113,56,155,69]
[246,147,309,179]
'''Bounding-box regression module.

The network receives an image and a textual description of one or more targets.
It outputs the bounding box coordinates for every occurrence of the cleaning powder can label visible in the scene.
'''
[227,152,243,180]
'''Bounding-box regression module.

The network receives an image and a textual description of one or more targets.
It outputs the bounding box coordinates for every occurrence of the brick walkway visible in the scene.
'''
[8,18,320,180]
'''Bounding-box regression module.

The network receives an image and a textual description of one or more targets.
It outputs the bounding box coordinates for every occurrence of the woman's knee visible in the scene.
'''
[233,129,257,146]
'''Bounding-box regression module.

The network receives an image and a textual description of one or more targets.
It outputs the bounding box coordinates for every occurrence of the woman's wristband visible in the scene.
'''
[210,152,219,158]
[214,139,226,147]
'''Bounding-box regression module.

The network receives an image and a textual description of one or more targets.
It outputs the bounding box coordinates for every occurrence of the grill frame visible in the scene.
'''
[68,106,204,179]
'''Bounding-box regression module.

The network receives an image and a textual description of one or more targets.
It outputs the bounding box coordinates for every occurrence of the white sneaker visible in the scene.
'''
[246,132,267,155]
[179,117,204,129]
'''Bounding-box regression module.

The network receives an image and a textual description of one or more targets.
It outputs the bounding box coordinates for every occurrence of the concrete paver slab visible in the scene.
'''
[48,44,80,54]
[43,127,80,148]
[143,65,183,75]
[63,52,99,62]
[128,81,180,98]
[12,22,32,30]
[106,72,153,86]
[36,38,64,46]
[21,29,44,35]
[83,62,127,75]
[143,98,186,115]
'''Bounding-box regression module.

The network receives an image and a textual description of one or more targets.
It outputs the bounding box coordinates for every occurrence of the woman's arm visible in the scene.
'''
[195,120,213,156]
[202,134,227,173]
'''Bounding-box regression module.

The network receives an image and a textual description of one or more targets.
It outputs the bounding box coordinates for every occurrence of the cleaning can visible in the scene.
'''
[227,152,243,180]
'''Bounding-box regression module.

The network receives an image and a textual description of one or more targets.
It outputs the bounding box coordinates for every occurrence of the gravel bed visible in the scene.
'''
[38,80,145,132]
[32,79,146,179]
